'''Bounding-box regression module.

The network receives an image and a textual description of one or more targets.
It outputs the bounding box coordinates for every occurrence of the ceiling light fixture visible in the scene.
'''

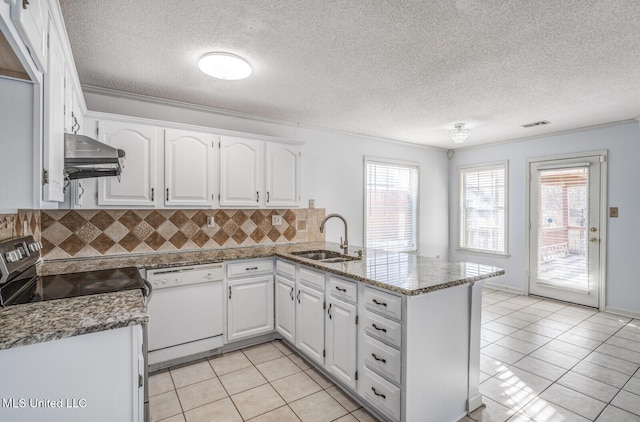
[450,123,470,144]
[198,52,252,80]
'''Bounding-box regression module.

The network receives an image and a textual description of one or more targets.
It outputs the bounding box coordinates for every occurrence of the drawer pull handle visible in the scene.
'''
[335,286,347,292]
[290,287,294,300]
[372,299,387,307]
[372,323,387,333]
[371,387,386,399]
[246,267,259,271]
[371,353,387,363]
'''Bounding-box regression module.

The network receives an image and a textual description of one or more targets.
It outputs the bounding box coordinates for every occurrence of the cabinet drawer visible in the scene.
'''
[364,287,402,321]
[363,311,402,348]
[276,259,296,280]
[361,366,401,421]
[328,276,357,303]
[362,334,401,384]
[298,267,325,290]
[226,259,274,279]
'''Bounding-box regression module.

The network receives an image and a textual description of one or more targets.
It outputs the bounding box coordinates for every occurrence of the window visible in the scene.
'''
[459,162,508,255]
[365,158,419,252]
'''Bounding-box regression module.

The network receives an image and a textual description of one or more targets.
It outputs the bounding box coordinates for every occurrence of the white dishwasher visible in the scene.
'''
[147,263,224,368]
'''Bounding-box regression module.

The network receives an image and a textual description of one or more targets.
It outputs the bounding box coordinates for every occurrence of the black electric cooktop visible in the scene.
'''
[2,267,146,306]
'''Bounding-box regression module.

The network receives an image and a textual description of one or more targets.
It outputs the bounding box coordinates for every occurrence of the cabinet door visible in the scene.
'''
[295,284,325,365]
[227,275,274,342]
[98,121,158,206]
[10,0,48,72]
[165,129,216,207]
[326,298,358,389]
[265,143,300,207]
[275,275,295,343]
[219,137,260,207]
[42,21,65,202]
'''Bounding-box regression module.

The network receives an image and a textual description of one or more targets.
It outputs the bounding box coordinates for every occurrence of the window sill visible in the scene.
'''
[455,248,511,259]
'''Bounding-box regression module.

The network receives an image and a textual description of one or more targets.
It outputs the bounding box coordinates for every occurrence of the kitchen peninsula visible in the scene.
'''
[1,241,503,422]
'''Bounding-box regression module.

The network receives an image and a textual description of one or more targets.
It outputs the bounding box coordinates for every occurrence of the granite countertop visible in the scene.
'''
[0,242,503,351]
[38,241,505,296]
[0,290,147,350]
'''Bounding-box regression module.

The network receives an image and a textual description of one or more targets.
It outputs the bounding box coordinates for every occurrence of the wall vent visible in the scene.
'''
[522,120,550,128]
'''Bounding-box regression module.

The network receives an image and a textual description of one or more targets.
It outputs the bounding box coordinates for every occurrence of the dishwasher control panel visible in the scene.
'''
[147,263,223,290]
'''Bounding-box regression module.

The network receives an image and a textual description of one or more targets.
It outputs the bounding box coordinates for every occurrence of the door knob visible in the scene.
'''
[589,237,598,243]
[590,227,598,232]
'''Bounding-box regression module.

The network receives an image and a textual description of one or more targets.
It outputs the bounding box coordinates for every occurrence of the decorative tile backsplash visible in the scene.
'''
[39,208,325,260]
[0,210,40,241]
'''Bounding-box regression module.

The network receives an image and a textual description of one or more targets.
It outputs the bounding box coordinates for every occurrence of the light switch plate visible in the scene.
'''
[272,215,282,226]
[309,199,315,209]
[609,207,618,218]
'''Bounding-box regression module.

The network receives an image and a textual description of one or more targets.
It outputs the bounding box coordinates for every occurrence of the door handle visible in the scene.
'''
[256,191,259,202]
[166,188,169,201]
[297,290,300,303]
[290,287,294,301]
[151,188,154,201]
[229,286,232,299]
[328,303,332,319]
[267,191,270,203]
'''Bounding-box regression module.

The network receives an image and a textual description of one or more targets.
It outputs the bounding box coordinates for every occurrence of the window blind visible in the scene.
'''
[459,163,507,254]
[365,160,418,252]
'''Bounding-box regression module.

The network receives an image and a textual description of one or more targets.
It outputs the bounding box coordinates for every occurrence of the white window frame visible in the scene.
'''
[457,160,509,257]
[363,156,420,253]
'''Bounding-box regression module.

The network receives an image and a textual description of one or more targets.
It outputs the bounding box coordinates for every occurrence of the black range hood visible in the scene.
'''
[64,133,125,180]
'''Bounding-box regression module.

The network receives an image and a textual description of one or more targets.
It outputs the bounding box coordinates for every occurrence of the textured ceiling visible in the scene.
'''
[59,0,640,149]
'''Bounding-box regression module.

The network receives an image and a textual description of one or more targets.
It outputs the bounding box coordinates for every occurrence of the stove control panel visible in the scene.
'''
[0,235,41,285]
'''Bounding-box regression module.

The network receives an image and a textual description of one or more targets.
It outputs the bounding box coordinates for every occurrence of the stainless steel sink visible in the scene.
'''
[291,249,361,263]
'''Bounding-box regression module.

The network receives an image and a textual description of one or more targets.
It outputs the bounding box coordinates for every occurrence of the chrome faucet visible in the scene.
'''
[320,213,349,254]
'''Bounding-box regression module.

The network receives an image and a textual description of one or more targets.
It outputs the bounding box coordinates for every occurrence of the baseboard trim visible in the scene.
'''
[467,393,484,413]
[605,306,640,319]
[483,282,525,295]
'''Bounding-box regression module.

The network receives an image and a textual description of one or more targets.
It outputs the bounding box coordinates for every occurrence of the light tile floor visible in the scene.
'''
[464,287,640,422]
[149,340,377,422]
[149,287,640,422]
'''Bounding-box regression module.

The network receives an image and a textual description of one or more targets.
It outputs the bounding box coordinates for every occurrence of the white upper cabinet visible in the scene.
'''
[98,120,159,206]
[42,19,65,202]
[219,136,261,207]
[220,136,302,208]
[265,143,300,207]
[10,0,48,73]
[164,129,217,207]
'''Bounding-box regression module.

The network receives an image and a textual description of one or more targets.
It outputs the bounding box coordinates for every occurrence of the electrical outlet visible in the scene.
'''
[23,221,28,235]
[609,207,619,218]
[207,216,215,227]
[272,215,282,226]
[309,199,315,209]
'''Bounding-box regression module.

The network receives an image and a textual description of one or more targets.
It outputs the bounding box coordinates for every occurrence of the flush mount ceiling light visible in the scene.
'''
[450,123,470,144]
[198,52,252,80]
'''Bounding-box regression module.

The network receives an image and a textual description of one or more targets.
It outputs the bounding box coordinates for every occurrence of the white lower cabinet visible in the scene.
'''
[275,274,295,343]
[227,274,274,342]
[325,297,358,389]
[0,325,143,422]
[295,283,325,365]
[361,366,401,421]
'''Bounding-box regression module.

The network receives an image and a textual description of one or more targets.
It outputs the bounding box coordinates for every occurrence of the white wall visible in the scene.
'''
[449,121,640,315]
[0,78,34,211]
[83,91,450,258]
